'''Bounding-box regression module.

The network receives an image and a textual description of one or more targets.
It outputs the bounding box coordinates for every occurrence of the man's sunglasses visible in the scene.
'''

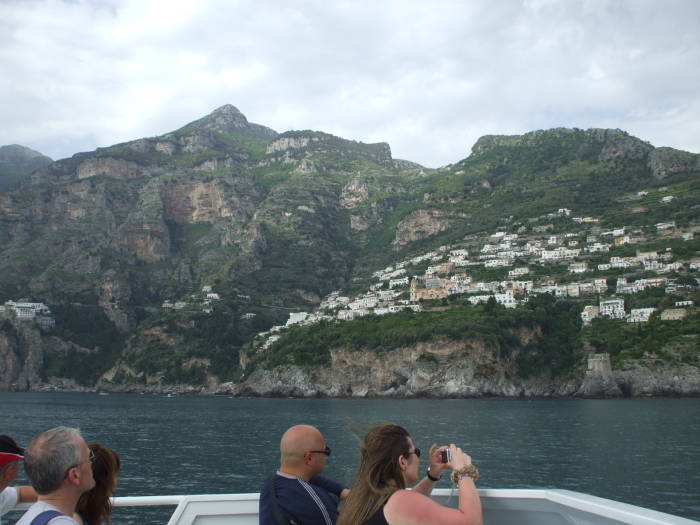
[309,446,332,456]
[64,449,96,478]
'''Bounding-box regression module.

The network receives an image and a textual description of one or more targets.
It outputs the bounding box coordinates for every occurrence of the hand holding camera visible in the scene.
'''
[440,448,452,463]
[446,443,473,473]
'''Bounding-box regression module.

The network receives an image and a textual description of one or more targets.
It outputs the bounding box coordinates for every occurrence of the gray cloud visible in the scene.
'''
[0,0,698,167]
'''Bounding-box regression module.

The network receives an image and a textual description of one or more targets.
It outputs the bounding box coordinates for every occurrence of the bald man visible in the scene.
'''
[259,425,349,525]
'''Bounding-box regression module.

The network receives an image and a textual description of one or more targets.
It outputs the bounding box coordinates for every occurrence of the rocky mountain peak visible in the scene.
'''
[185,104,250,133]
[0,144,53,191]
[0,144,52,162]
[178,104,278,140]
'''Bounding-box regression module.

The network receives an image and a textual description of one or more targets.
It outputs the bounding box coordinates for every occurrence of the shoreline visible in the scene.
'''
[5,385,699,398]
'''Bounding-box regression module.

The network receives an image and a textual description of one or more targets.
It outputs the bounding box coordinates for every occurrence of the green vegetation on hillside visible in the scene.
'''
[586,312,700,366]
[125,300,286,383]
[43,305,126,384]
[254,294,583,378]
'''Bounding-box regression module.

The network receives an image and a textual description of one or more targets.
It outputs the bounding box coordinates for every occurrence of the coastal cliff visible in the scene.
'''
[232,347,700,399]
[3,318,697,397]
[1,108,699,396]
[1,320,698,398]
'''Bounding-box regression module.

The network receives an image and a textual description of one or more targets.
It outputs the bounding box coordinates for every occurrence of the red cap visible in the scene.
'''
[0,452,23,468]
[0,435,24,467]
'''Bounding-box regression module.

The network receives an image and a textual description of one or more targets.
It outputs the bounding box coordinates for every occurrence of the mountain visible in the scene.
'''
[0,144,52,192]
[0,107,698,395]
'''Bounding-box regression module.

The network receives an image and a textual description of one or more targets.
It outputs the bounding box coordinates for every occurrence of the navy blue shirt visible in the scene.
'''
[259,472,346,525]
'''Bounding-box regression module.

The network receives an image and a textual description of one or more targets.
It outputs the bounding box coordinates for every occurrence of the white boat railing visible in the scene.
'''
[13,489,700,525]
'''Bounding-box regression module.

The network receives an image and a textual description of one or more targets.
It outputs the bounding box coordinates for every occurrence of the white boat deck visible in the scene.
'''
[83,489,699,525]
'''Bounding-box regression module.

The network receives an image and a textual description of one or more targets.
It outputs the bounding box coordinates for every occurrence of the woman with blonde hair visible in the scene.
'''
[74,444,121,525]
[337,424,481,525]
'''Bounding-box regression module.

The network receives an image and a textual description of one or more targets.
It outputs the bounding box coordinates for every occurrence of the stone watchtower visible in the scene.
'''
[587,353,613,375]
[576,352,622,397]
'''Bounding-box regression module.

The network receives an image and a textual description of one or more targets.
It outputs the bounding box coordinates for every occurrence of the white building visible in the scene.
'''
[494,292,517,308]
[581,305,600,326]
[599,299,625,319]
[389,277,409,288]
[286,312,309,326]
[593,278,608,292]
[627,308,656,323]
[508,267,530,278]
[4,301,52,320]
[484,258,511,268]
[655,222,675,231]
[468,295,492,305]
[568,262,588,274]
[337,310,356,321]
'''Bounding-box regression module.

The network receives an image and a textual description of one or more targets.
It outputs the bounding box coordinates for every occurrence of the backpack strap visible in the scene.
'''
[27,510,63,525]
[269,477,294,525]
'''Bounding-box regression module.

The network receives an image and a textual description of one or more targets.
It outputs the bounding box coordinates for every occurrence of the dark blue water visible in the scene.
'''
[1,393,698,522]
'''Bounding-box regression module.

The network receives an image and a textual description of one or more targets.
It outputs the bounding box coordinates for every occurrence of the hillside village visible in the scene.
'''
[255,203,698,350]
[5,200,697,357]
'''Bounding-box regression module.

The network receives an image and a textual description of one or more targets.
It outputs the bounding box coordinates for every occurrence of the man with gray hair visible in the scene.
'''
[14,427,95,525]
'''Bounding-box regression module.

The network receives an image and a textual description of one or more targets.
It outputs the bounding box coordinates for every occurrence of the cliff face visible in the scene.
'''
[0,316,93,391]
[392,209,455,249]
[2,313,698,397]
[229,343,700,398]
[237,341,582,397]
[614,360,700,396]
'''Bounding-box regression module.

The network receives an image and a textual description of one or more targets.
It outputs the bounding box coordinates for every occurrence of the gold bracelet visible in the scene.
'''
[451,464,479,485]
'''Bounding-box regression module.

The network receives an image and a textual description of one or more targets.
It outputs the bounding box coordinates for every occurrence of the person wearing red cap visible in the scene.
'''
[0,435,37,521]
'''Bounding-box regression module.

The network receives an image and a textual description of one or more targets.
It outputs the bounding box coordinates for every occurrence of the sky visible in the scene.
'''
[1,0,699,169]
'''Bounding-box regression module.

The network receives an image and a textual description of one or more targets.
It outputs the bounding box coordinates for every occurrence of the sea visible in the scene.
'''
[1,392,698,523]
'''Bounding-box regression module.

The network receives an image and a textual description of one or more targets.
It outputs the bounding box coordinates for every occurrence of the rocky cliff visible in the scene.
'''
[0,315,95,391]
[1,107,698,395]
[7,335,690,397]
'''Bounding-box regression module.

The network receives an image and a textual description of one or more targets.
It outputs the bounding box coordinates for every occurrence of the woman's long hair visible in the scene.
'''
[76,444,121,525]
[337,424,411,525]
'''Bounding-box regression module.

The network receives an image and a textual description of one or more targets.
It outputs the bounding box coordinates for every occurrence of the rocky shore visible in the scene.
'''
[4,318,699,398]
[14,354,700,399]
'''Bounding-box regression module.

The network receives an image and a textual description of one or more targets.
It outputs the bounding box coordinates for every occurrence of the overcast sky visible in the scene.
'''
[1,0,699,168]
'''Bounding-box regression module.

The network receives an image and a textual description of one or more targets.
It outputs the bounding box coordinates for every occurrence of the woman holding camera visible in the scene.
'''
[337,424,482,525]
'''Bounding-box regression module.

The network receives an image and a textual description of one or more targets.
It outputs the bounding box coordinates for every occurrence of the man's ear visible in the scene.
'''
[65,467,80,486]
